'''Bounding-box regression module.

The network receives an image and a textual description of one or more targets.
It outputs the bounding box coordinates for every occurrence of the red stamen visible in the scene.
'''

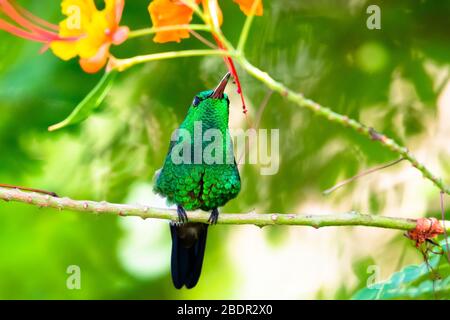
[11,0,59,31]
[0,0,60,41]
[225,56,247,114]
[212,34,248,114]
[0,18,48,42]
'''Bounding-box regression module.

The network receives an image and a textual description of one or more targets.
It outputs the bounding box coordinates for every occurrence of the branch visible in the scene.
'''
[323,158,405,195]
[1,187,449,232]
[127,24,211,39]
[111,49,232,72]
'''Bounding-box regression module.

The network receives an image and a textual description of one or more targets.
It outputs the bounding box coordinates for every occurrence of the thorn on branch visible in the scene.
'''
[310,222,320,229]
[369,127,387,143]
[342,115,349,125]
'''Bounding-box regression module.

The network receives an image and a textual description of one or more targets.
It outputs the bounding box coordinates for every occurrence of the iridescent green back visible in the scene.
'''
[154,90,241,211]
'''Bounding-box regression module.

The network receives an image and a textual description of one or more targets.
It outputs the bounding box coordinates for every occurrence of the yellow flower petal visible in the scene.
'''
[233,0,263,16]
[104,0,125,25]
[60,0,96,34]
[50,40,79,60]
[61,0,97,17]
[76,11,109,59]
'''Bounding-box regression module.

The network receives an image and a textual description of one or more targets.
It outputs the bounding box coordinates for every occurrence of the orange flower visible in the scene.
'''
[147,0,264,114]
[148,0,262,43]
[148,0,201,43]
[51,0,129,73]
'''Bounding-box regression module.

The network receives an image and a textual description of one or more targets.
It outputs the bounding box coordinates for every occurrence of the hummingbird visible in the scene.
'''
[154,72,241,289]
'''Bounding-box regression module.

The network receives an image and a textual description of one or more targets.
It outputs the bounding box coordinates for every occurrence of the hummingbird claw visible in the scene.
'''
[177,205,188,224]
[208,208,219,225]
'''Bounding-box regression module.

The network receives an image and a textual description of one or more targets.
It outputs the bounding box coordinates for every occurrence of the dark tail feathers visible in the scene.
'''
[170,222,208,289]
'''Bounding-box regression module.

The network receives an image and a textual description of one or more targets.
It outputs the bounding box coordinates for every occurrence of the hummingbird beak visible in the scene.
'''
[210,72,231,99]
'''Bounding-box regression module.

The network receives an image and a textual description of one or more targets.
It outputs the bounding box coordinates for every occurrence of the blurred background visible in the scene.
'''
[0,0,449,299]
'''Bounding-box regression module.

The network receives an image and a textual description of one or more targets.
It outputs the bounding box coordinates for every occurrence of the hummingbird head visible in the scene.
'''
[185,73,231,127]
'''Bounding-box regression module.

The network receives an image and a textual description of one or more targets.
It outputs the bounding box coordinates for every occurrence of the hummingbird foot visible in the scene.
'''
[176,205,188,224]
[208,208,219,225]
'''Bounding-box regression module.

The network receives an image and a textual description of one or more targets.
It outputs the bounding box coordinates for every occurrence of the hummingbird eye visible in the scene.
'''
[192,96,201,107]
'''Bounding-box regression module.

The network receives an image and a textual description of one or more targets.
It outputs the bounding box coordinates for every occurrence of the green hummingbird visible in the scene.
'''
[154,72,241,289]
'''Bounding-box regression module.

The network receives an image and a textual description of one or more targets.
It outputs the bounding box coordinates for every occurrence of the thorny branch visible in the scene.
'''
[0,187,449,234]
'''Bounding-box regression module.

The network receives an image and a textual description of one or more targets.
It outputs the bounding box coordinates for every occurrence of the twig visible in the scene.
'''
[189,30,217,49]
[127,24,210,39]
[1,187,450,231]
[111,49,233,72]
[0,183,58,197]
[323,158,405,195]
[237,0,261,53]
[254,90,273,130]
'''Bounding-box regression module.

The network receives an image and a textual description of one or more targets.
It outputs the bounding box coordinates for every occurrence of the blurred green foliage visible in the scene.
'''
[0,0,449,299]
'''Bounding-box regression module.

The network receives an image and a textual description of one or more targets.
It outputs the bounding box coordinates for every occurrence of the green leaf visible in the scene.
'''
[48,70,118,131]
[352,240,450,300]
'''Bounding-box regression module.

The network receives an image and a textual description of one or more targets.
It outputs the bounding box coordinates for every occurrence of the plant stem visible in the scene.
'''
[237,0,261,53]
[127,24,211,39]
[323,158,406,195]
[1,187,447,231]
